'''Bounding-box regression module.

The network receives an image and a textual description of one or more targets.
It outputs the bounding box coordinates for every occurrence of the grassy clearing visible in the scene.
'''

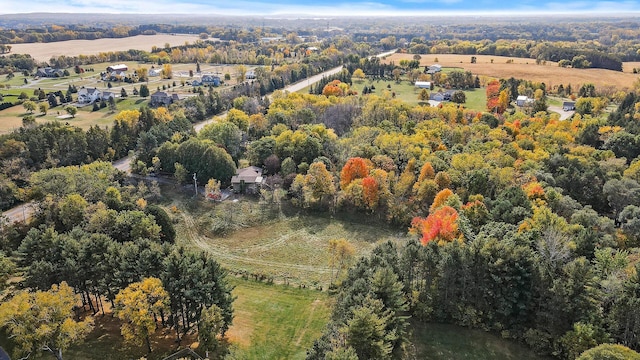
[226,278,331,360]
[411,322,548,360]
[352,77,487,111]
[165,187,404,287]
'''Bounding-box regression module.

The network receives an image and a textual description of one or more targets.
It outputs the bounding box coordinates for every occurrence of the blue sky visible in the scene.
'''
[4,0,640,16]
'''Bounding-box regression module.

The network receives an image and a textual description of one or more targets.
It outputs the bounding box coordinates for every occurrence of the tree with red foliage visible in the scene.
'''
[340,157,373,190]
[486,80,502,113]
[410,206,460,245]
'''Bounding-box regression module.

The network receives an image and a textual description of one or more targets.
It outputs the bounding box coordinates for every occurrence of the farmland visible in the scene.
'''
[9,34,203,62]
[383,53,640,90]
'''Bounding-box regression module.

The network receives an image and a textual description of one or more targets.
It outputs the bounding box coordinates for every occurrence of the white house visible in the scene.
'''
[516,95,532,107]
[415,81,432,89]
[148,68,162,77]
[77,88,102,104]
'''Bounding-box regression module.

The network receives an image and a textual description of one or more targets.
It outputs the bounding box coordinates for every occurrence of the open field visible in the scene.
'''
[383,53,640,90]
[412,322,549,359]
[168,194,405,287]
[226,279,331,360]
[9,34,203,62]
[350,77,486,110]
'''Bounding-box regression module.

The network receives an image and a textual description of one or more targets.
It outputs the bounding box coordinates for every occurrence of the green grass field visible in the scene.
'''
[226,278,331,360]
[350,75,487,111]
[411,322,549,360]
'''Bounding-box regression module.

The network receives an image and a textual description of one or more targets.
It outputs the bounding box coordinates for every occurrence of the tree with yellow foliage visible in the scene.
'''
[0,282,93,360]
[114,277,169,354]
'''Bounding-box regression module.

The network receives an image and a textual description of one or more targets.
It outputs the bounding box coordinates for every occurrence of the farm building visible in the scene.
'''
[426,64,442,74]
[106,64,128,72]
[415,81,432,89]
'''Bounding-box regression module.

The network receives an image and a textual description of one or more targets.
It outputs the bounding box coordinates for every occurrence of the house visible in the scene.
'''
[516,95,533,107]
[101,91,115,101]
[35,67,64,78]
[426,64,442,75]
[148,68,162,77]
[77,88,102,104]
[430,90,455,102]
[106,64,128,72]
[231,166,265,194]
[245,70,256,80]
[201,75,221,86]
[563,101,576,111]
[150,91,174,107]
[415,81,432,89]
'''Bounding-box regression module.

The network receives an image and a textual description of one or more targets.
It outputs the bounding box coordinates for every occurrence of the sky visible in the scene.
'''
[4,0,640,16]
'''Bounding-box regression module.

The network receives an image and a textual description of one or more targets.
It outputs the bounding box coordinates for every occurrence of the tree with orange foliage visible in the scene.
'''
[486,80,501,113]
[410,206,460,245]
[430,188,454,213]
[340,157,373,190]
[322,80,345,97]
[362,176,379,211]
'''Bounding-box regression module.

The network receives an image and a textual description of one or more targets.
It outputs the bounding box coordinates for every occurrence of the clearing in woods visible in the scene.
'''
[383,53,640,90]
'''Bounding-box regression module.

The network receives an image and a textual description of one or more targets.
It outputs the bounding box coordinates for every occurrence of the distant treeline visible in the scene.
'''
[0,23,296,45]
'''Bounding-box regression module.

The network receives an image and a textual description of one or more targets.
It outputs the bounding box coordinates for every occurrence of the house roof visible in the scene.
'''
[563,101,575,106]
[516,95,529,101]
[231,166,264,184]
[107,64,128,71]
[79,88,100,95]
[151,91,169,98]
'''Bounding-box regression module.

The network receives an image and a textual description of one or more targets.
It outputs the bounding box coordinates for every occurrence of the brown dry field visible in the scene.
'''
[10,34,202,62]
[384,53,640,90]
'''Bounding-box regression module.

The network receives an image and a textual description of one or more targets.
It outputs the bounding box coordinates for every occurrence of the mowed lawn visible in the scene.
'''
[351,77,487,111]
[226,279,331,360]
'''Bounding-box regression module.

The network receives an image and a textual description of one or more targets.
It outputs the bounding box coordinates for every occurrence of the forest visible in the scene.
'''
[3,16,640,360]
